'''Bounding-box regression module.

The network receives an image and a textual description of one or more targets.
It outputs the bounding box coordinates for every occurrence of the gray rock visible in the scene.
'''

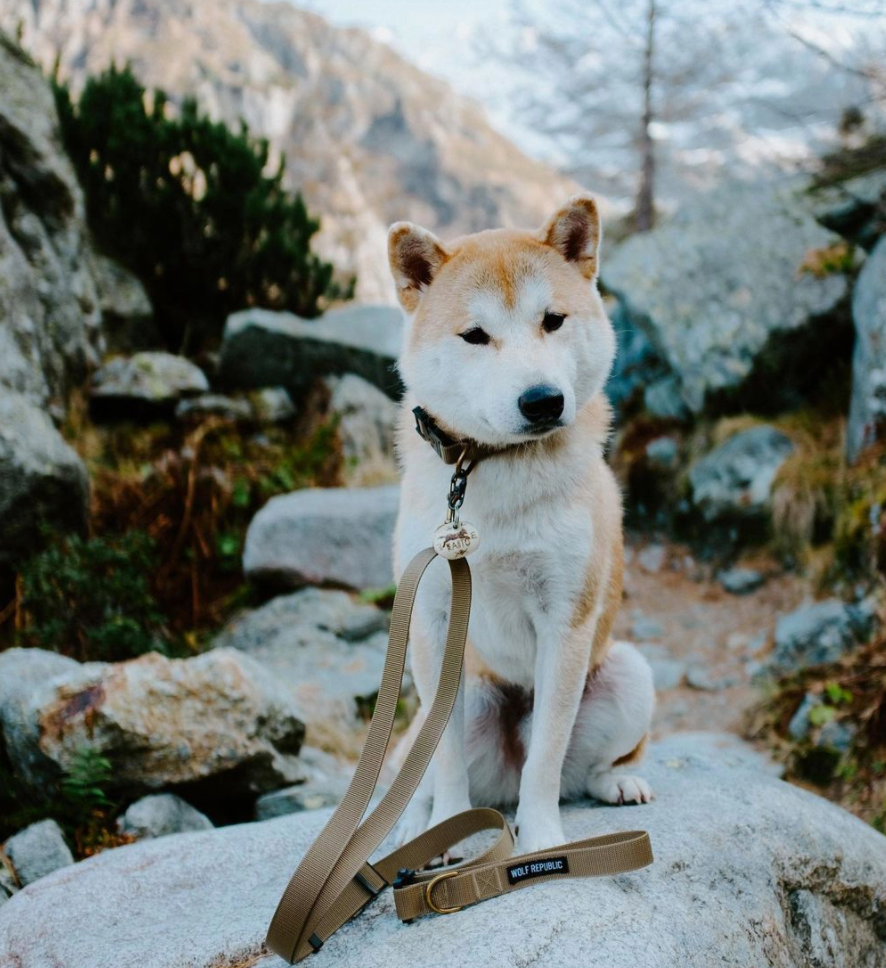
[117,795,213,840]
[0,34,103,410]
[689,425,794,525]
[219,304,404,401]
[847,236,886,463]
[637,543,666,574]
[603,178,848,414]
[644,375,690,420]
[90,352,209,417]
[771,599,877,673]
[817,719,856,754]
[244,484,399,591]
[88,251,157,352]
[718,567,766,595]
[3,820,72,887]
[0,647,305,795]
[255,781,348,819]
[3,733,886,968]
[604,300,669,417]
[788,693,820,742]
[251,387,296,424]
[810,171,886,251]
[255,748,355,820]
[324,374,399,483]
[175,393,253,422]
[255,746,353,820]
[0,390,89,565]
[644,436,679,469]
[0,647,81,784]
[212,588,394,743]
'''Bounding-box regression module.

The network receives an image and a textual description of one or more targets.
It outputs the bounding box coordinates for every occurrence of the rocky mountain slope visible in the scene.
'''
[0,0,577,302]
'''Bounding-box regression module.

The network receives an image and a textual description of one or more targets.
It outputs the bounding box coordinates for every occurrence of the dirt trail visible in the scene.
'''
[616,537,809,739]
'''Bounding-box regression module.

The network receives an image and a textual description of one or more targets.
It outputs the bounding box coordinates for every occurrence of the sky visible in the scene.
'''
[301,0,525,144]
[303,0,506,72]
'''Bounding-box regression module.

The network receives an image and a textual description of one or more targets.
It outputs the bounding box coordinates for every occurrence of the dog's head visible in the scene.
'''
[388,195,615,446]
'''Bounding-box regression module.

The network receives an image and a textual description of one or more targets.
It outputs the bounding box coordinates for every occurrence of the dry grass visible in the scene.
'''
[1,391,344,650]
[747,636,886,829]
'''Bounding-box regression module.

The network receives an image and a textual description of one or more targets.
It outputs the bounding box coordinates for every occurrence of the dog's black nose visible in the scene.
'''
[518,385,564,425]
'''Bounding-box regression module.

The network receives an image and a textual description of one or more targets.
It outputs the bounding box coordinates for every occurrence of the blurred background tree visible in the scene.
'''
[54,65,352,355]
[490,0,886,234]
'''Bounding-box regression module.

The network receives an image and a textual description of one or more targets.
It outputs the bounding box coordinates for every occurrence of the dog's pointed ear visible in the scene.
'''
[538,194,601,280]
[388,221,449,312]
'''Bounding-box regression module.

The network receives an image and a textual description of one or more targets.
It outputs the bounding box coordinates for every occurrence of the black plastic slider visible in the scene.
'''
[392,867,417,889]
[354,869,383,897]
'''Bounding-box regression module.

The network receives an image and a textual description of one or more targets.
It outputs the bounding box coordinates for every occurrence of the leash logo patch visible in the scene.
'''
[506,856,570,885]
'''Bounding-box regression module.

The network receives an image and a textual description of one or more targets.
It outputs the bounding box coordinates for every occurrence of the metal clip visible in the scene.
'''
[446,446,471,519]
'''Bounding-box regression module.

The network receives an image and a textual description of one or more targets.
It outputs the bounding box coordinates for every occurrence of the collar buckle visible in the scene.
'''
[413,406,461,463]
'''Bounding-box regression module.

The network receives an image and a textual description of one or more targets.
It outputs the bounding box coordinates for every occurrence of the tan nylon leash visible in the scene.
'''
[266,546,653,963]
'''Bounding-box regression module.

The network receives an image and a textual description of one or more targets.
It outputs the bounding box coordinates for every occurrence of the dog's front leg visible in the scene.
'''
[410,581,472,830]
[515,624,590,852]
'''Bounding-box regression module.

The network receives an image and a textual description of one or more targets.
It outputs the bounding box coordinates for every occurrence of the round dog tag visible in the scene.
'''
[433,520,481,559]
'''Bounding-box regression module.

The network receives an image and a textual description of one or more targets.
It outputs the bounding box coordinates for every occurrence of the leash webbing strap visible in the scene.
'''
[266,548,653,963]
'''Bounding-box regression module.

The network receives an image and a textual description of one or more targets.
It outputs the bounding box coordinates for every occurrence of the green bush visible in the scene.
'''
[19,532,167,662]
[54,65,352,353]
[60,748,113,813]
[0,744,118,851]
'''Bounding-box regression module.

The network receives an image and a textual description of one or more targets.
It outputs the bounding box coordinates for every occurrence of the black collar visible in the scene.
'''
[412,406,509,467]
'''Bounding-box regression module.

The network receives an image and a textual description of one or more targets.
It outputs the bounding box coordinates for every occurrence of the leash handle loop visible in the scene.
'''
[266,548,653,962]
[266,548,471,962]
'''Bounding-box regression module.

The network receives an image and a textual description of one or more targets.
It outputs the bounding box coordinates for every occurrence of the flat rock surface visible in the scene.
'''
[2,733,884,968]
[243,485,399,591]
[219,305,404,400]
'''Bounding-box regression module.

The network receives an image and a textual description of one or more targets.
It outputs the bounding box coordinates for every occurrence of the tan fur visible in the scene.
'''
[612,734,648,768]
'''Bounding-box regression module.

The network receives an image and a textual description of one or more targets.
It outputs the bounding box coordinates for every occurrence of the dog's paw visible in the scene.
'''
[513,810,566,854]
[586,771,654,806]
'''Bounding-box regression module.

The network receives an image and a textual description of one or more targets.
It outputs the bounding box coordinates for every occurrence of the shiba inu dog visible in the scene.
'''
[388,195,655,853]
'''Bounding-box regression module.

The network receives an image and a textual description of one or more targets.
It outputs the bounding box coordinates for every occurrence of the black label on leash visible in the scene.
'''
[506,856,570,885]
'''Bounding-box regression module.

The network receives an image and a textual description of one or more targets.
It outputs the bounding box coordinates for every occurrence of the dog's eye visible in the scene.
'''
[542,312,566,333]
[460,327,491,346]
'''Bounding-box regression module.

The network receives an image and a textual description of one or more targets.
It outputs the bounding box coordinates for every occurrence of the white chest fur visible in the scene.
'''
[395,431,598,688]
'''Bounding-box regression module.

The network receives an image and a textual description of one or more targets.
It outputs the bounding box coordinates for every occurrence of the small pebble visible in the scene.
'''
[788,693,819,741]
[632,614,665,641]
[718,567,766,596]
[648,658,686,691]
